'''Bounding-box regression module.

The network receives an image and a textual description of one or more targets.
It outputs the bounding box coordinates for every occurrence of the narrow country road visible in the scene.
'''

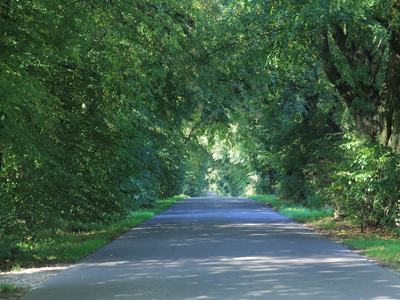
[21,196,400,300]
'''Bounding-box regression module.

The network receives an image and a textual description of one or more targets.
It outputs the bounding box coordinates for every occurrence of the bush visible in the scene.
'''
[308,134,400,231]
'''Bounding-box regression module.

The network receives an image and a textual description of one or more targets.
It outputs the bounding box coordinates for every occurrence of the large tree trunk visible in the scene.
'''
[317,22,400,151]
[380,49,400,151]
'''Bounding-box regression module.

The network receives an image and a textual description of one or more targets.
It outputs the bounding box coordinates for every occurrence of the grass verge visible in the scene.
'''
[0,282,18,292]
[342,238,400,268]
[245,194,332,222]
[1,196,187,271]
[246,194,400,270]
[0,282,28,300]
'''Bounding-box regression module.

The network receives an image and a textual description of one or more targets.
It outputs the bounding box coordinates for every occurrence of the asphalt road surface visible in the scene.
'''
[21,196,400,300]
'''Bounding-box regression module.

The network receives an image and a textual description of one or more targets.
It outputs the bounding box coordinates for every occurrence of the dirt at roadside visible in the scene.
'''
[0,265,70,300]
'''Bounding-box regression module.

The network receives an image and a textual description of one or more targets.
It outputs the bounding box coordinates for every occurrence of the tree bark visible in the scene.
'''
[379,48,400,150]
[317,23,400,150]
[268,169,275,194]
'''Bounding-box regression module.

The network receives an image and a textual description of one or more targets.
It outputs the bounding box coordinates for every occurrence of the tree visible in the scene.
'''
[195,0,400,227]
[229,0,400,150]
[0,0,229,259]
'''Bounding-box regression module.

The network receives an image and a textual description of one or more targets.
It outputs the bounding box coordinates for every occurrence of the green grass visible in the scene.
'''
[343,237,400,267]
[278,207,332,222]
[0,282,18,292]
[245,195,332,222]
[310,217,340,230]
[3,196,187,269]
[247,194,400,270]
[244,194,293,209]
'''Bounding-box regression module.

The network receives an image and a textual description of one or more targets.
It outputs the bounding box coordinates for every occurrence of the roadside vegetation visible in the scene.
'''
[0,196,186,272]
[0,282,18,293]
[0,282,26,300]
[247,195,400,271]
[3,0,400,278]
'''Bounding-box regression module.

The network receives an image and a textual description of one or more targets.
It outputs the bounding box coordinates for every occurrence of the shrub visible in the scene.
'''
[308,134,400,231]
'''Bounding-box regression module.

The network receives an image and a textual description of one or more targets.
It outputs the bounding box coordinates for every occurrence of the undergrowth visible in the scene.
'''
[245,194,332,222]
[0,282,18,292]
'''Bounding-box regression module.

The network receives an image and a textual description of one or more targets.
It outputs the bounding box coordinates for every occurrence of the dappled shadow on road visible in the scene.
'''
[65,236,400,299]
[26,197,400,300]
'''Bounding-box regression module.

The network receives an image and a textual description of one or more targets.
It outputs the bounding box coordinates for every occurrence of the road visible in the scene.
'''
[21,196,400,300]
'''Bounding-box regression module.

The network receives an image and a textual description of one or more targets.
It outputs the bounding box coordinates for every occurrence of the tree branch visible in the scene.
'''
[331,25,357,70]
[370,42,386,82]
[162,8,193,30]
[203,28,283,61]
[317,26,354,105]
[184,121,201,144]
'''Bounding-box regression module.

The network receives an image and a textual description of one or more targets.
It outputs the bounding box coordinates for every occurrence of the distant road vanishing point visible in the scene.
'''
[206,191,218,197]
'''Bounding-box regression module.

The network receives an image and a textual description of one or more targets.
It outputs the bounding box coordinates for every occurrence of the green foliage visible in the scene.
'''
[207,131,253,197]
[308,134,400,231]
[0,0,225,261]
[1,196,186,267]
[244,67,345,203]
[0,282,18,293]
[181,143,211,197]
[213,0,400,232]
[2,0,400,265]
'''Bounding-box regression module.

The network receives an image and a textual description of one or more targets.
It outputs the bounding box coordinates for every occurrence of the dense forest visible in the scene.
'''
[1,0,400,258]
